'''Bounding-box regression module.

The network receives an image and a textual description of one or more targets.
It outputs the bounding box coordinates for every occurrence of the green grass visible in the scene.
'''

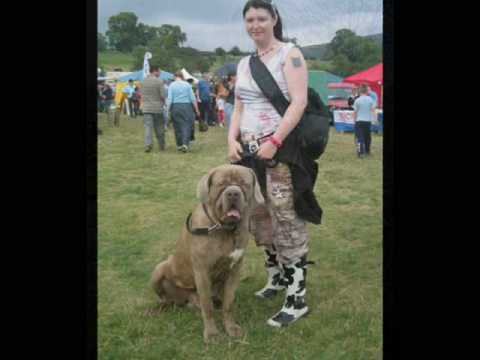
[98,51,136,71]
[98,113,383,360]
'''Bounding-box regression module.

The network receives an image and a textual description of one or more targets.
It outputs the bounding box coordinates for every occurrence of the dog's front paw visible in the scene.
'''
[225,321,243,337]
[203,325,220,344]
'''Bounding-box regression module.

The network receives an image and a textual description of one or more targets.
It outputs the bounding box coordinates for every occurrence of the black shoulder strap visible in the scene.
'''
[249,55,290,117]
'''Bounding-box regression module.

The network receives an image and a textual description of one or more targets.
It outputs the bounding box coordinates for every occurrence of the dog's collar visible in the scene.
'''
[185,204,238,236]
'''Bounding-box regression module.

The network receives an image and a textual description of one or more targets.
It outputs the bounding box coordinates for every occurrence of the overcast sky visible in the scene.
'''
[98,0,382,51]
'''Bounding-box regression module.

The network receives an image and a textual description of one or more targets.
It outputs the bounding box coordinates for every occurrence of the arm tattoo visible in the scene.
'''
[292,57,302,68]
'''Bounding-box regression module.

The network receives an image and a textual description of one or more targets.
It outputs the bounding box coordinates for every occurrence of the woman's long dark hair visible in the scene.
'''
[242,0,283,42]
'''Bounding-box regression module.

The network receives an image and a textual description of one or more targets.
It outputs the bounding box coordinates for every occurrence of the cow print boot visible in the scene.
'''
[255,247,286,299]
[267,256,310,327]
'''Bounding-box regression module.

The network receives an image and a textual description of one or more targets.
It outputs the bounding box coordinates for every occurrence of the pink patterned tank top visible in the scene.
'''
[235,42,295,142]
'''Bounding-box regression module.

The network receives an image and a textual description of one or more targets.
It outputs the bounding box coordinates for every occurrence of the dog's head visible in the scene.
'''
[196,164,264,225]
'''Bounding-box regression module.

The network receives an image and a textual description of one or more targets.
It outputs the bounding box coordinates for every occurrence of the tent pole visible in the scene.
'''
[381,84,383,109]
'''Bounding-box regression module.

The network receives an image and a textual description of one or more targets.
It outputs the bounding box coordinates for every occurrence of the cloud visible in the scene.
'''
[156,12,382,51]
[285,11,383,46]
[98,0,382,50]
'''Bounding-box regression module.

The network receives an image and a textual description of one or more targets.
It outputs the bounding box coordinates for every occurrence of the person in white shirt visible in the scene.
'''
[227,0,311,329]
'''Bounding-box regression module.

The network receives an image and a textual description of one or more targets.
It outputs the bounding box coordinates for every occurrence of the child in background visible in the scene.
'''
[215,80,229,128]
[216,97,225,128]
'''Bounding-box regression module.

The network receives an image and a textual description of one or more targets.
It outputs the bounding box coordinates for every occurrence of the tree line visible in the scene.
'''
[323,29,382,77]
[98,12,382,77]
[98,12,249,74]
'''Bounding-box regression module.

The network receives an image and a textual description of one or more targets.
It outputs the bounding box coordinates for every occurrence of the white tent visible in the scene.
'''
[181,68,199,84]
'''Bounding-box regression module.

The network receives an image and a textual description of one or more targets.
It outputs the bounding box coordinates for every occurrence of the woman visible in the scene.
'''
[167,71,201,152]
[228,0,311,327]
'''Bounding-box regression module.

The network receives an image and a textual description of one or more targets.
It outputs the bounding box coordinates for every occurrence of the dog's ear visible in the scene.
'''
[196,169,215,203]
[249,169,265,205]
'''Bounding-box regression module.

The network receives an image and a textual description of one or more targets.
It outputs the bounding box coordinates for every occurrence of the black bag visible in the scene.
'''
[249,55,330,160]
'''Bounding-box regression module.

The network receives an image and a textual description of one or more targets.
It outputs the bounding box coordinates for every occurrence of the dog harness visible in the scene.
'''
[186,203,238,236]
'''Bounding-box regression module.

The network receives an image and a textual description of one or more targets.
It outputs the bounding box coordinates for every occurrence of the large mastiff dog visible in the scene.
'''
[151,164,264,343]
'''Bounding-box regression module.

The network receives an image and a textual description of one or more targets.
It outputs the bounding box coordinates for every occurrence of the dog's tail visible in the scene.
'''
[150,256,173,299]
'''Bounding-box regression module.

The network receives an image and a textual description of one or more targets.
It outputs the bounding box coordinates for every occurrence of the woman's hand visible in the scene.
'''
[228,140,244,162]
[257,141,277,160]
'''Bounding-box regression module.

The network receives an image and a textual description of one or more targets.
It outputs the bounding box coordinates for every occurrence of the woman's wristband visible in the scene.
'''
[269,135,283,149]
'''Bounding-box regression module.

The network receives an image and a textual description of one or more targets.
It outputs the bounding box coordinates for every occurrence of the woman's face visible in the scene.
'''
[244,7,277,43]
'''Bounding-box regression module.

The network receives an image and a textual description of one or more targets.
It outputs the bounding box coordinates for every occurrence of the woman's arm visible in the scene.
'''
[257,46,308,160]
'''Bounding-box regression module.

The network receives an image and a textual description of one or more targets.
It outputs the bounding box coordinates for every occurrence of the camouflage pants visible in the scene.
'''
[251,162,309,265]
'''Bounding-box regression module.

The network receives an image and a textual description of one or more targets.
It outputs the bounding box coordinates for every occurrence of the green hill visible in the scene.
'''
[301,33,382,60]
[98,51,136,71]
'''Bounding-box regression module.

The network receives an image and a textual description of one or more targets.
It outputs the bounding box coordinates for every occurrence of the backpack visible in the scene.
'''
[249,55,329,160]
[297,87,330,159]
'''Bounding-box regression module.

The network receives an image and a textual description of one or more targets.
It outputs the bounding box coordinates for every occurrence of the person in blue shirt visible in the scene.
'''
[367,86,378,109]
[353,84,376,157]
[196,74,214,127]
[167,71,200,152]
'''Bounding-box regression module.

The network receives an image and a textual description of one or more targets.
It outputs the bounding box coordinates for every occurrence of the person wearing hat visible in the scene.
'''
[167,71,201,152]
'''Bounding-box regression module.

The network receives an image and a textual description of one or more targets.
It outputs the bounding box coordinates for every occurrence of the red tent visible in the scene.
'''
[343,63,383,108]
[327,82,355,90]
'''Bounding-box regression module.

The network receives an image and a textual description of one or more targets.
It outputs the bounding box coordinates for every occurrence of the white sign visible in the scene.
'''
[333,110,355,125]
[334,110,379,125]
[143,52,152,80]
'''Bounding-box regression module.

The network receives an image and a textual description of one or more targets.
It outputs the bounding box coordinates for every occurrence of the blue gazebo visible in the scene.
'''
[117,69,174,83]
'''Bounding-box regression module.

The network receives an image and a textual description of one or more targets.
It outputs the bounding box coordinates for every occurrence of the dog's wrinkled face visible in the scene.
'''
[196,165,264,224]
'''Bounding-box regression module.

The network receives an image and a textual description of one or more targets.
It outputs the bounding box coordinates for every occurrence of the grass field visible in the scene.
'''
[98,51,136,71]
[97,113,383,360]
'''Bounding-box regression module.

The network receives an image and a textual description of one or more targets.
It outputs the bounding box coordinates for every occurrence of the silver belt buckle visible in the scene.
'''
[248,140,259,154]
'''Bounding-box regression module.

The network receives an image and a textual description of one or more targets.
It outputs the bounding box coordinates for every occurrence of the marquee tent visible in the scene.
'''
[308,70,345,104]
[181,68,198,84]
[343,63,383,108]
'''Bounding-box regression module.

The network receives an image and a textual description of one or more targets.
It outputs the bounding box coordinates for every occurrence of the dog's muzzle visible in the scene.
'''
[222,185,244,222]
